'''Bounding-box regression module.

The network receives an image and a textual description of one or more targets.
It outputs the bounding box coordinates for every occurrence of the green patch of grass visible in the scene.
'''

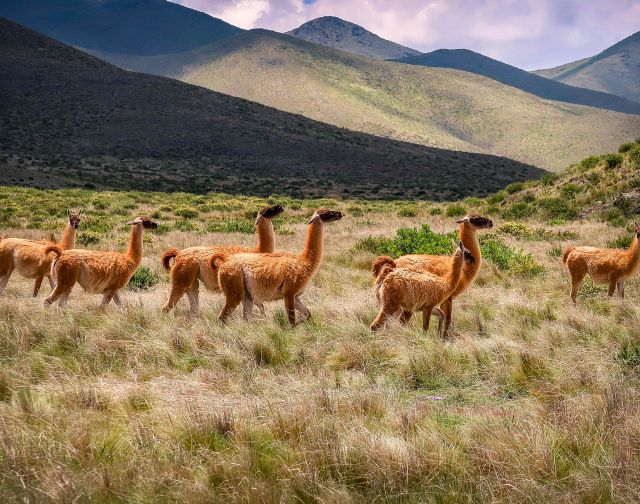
[128,266,159,291]
[607,234,632,249]
[496,222,578,241]
[445,204,467,217]
[617,342,640,372]
[603,153,623,170]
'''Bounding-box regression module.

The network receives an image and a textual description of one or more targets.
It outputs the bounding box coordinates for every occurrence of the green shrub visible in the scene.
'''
[487,191,506,204]
[496,222,576,241]
[540,173,558,186]
[397,206,418,218]
[601,208,626,227]
[479,235,544,276]
[629,145,640,168]
[174,220,198,232]
[539,198,579,221]
[128,266,159,291]
[505,182,525,194]
[355,226,543,276]
[174,207,199,219]
[502,202,533,220]
[579,156,600,171]
[607,234,632,249]
[548,247,562,258]
[619,143,634,153]
[603,153,623,169]
[77,231,101,246]
[617,342,640,372]
[586,172,600,185]
[560,183,581,199]
[445,204,467,217]
[428,207,442,216]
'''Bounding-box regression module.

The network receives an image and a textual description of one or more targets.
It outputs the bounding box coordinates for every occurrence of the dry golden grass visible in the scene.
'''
[1,198,640,503]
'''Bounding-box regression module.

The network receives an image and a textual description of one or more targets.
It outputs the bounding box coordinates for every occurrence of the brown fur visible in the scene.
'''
[160,205,285,313]
[44,216,157,308]
[378,214,492,337]
[214,208,343,325]
[0,209,82,298]
[563,226,640,303]
[371,242,475,333]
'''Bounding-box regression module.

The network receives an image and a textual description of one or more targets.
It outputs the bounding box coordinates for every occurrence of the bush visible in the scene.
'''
[445,204,467,217]
[428,207,442,216]
[487,191,506,204]
[77,231,101,246]
[538,198,579,221]
[174,207,199,219]
[355,226,543,276]
[579,156,600,171]
[560,183,581,199]
[617,342,640,372]
[607,234,632,249]
[128,266,159,291]
[397,206,418,218]
[629,145,640,168]
[497,222,577,241]
[619,143,634,153]
[540,173,558,186]
[502,202,533,220]
[505,182,525,194]
[479,235,544,276]
[603,153,623,169]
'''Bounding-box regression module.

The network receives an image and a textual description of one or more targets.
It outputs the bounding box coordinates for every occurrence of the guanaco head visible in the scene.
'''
[307,208,343,224]
[126,216,158,230]
[455,214,493,230]
[452,240,476,264]
[67,208,82,229]
[255,204,285,226]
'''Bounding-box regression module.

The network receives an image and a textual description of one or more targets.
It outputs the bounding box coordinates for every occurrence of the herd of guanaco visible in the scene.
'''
[0,206,639,336]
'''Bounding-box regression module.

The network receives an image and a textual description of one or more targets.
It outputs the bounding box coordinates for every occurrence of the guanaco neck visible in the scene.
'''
[301,220,323,265]
[445,253,465,292]
[459,224,481,283]
[127,224,145,265]
[255,218,275,253]
[624,235,640,274]
[59,222,77,250]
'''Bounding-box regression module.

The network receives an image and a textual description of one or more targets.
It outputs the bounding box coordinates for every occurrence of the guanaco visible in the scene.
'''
[160,204,285,313]
[213,208,343,325]
[44,216,157,308]
[563,224,640,302]
[0,209,82,298]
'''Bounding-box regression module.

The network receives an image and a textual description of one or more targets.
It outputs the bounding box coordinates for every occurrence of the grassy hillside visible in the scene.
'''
[93,29,640,171]
[0,0,243,55]
[0,18,545,200]
[1,144,640,500]
[393,48,640,115]
[534,31,640,104]
[287,16,421,59]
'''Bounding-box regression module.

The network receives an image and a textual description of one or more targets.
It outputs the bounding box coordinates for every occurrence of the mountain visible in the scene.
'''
[393,48,640,115]
[0,18,545,200]
[534,31,640,104]
[286,16,420,60]
[0,0,242,55]
[90,29,640,171]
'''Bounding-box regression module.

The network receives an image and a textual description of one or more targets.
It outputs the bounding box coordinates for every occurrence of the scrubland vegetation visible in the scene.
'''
[1,142,640,502]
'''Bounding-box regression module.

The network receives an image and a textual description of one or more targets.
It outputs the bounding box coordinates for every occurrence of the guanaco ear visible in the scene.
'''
[126,217,142,225]
[450,239,458,249]
[254,215,263,227]
[78,208,82,215]
[67,208,71,217]
[459,241,465,252]
[307,213,320,225]
[455,216,470,224]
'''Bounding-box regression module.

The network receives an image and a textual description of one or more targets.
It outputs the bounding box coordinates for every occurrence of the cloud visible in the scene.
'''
[171,0,640,69]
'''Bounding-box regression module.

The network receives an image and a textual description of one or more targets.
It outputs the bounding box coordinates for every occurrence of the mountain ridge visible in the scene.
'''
[393,48,640,115]
[533,31,640,103]
[287,16,420,60]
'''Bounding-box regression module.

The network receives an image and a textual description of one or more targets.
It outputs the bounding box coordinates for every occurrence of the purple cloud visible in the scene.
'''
[170,0,640,70]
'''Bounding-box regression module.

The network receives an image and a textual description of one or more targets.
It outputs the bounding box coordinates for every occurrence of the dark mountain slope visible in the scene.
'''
[394,48,640,115]
[287,16,420,59]
[534,31,640,104]
[0,0,242,55]
[0,18,545,199]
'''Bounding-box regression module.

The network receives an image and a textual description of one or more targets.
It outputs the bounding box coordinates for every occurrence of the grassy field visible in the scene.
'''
[1,144,640,502]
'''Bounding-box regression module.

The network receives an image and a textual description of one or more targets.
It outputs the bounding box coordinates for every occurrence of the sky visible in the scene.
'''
[170,0,640,70]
